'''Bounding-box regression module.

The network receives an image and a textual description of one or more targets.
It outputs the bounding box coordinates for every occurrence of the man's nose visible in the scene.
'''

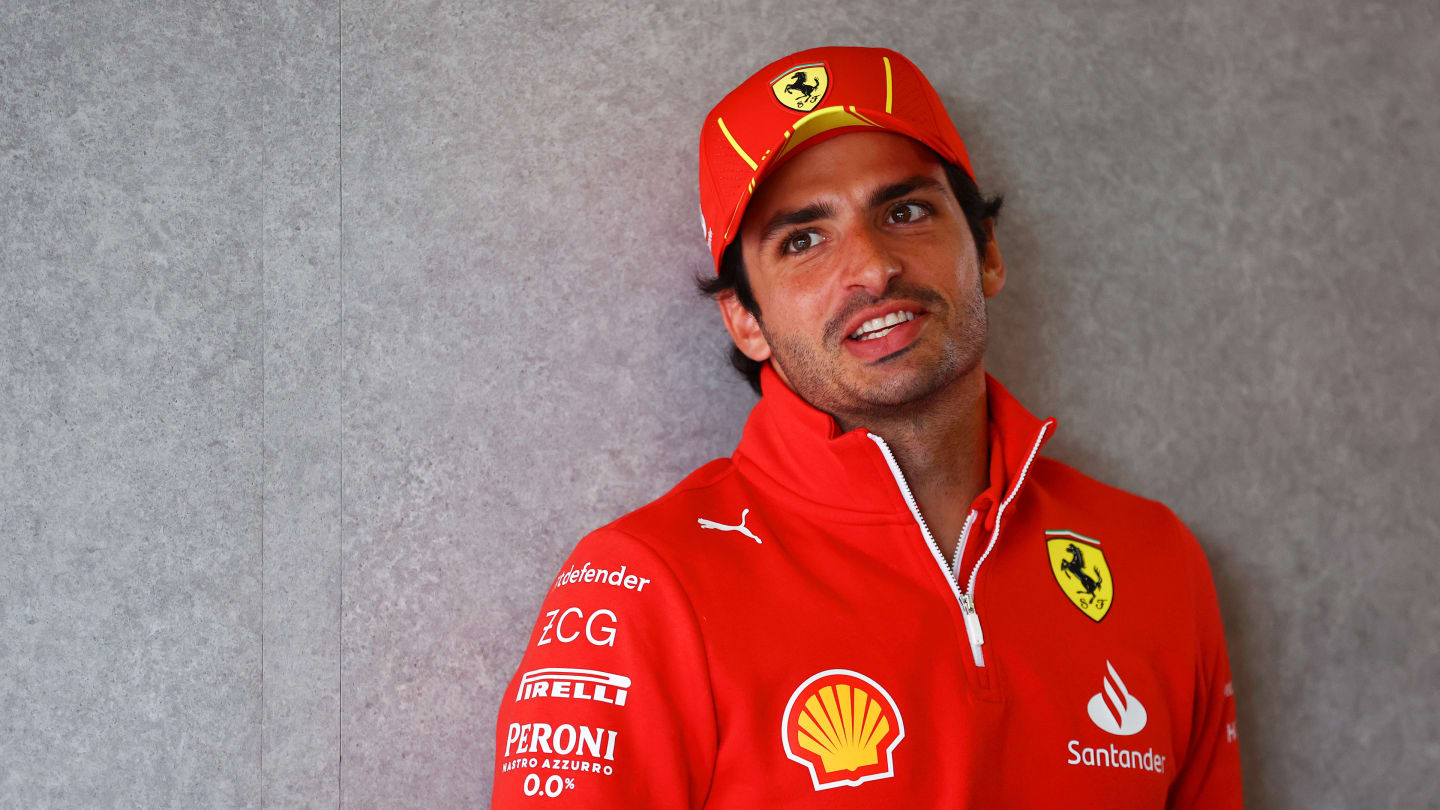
[840,225,902,294]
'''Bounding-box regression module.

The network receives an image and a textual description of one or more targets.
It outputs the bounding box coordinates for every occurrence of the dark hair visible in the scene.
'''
[696,160,1005,395]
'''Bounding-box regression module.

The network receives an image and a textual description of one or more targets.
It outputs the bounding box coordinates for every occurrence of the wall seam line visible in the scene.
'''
[337,0,345,806]
[259,16,268,807]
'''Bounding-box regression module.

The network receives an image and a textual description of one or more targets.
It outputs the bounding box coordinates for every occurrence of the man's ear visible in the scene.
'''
[979,216,1006,297]
[717,293,772,363]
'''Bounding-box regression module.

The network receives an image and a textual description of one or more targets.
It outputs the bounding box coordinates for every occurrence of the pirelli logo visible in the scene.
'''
[516,667,631,707]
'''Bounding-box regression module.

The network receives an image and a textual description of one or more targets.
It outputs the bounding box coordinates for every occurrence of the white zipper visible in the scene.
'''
[867,433,987,666]
[867,422,1051,669]
[962,422,1051,601]
[951,510,978,583]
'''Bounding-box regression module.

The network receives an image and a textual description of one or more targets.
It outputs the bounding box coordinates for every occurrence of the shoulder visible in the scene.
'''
[1029,456,1182,526]
[535,457,758,658]
[600,456,751,548]
[560,456,753,575]
[1027,455,1210,571]
[1027,456,1229,646]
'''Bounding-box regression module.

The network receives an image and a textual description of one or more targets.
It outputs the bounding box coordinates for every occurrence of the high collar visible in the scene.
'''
[732,364,1057,517]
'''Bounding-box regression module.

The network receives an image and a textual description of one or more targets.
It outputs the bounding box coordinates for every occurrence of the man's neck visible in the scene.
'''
[834,369,990,558]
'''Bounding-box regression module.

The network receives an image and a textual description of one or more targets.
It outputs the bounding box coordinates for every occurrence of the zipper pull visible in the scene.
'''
[960,593,986,667]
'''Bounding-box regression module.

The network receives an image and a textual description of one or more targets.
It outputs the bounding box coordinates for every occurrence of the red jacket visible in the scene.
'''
[493,366,1242,808]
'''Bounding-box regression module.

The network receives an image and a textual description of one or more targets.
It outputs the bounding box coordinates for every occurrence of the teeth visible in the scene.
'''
[850,310,916,339]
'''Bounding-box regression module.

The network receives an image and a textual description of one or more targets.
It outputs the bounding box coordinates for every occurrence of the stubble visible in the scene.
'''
[761,274,990,422]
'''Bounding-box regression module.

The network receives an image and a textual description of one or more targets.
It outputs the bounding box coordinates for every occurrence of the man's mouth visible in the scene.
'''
[848,309,919,342]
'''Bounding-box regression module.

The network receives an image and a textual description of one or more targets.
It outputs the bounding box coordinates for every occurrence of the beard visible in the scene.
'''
[761,274,989,420]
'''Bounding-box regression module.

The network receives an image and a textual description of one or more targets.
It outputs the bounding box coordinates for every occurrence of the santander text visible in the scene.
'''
[1067,740,1167,774]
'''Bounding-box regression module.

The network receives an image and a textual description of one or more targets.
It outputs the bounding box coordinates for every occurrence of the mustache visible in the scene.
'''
[823,282,949,342]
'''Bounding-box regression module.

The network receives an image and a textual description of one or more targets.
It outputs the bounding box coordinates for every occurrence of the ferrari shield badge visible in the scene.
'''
[770,63,829,112]
[1046,530,1114,622]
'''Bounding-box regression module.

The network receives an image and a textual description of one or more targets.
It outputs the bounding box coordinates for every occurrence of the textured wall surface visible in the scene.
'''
[2,0,1436,808]
[2,2,267,805]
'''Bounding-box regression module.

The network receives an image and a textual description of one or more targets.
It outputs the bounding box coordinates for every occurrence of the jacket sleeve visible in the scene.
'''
[1166,514,1244,809]
[492,526,716,808]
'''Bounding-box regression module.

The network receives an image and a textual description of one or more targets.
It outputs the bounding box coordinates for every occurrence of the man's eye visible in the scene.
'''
[888,202,930,224]
[783,229,826,255]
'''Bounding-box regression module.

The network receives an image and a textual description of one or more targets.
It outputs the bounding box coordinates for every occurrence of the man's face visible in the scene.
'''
[721,131,1004,419]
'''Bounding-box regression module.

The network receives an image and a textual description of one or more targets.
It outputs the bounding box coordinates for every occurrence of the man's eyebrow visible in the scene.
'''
[758,202,837,245]
[867,175,948,209]
[755,176,946,245]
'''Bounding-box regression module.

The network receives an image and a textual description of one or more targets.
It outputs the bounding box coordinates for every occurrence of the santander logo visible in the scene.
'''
[1087,660,1147,736]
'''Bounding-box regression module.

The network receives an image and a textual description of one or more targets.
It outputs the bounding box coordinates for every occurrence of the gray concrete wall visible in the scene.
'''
[2,0,1435,807]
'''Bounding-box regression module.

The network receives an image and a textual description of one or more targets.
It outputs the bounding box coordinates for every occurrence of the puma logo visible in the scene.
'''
[697,508,763,544]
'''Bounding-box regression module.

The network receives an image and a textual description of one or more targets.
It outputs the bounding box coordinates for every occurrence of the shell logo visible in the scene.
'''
[781,669,905,790]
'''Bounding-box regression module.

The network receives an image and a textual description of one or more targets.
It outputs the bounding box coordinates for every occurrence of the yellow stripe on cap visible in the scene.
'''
[848,106,883,128]
[717,117,757,170]
[883,56,893,114]
[775,105,881,161]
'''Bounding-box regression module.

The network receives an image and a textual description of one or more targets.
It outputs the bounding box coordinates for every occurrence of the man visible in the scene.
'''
[492,46,1242,808]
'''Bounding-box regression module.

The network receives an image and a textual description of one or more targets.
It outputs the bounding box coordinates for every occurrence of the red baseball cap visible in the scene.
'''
[698,46,975,272]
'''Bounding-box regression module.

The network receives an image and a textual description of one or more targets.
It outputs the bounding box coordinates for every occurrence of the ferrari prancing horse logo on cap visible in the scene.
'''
[1046,530,1114,621]
[771,63,829,112]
